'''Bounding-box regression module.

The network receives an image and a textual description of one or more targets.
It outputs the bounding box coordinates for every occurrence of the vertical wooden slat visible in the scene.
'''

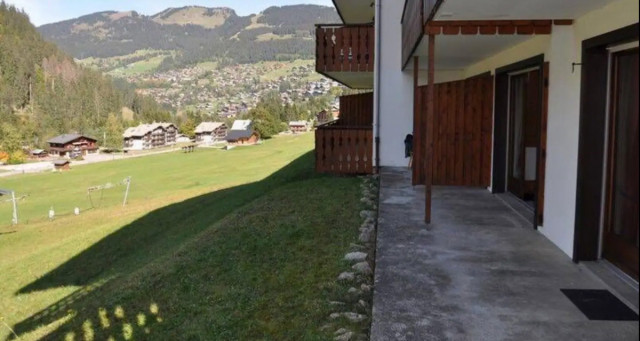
[316,27,324,72]
[481,75,494,187]
[433,83,441,185]
[342,27,351,72]
[334,27,343,72]
[351,27,359,72]
[450,81,457,185]
[367,26,375,72]
[425,34,435,223]
[413,56,420,185]
[473,77,483,186]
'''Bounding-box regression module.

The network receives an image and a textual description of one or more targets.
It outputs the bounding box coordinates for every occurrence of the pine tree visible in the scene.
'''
[105,113,123,149]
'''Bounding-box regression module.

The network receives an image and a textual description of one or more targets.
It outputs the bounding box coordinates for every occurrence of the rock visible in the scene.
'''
[334,331,354,341]
[360,221,374,230]
[358,299,368,308]
[333,332,353,341]
[343,312,367,323]
[320,324,333,331]
[330,312,366,323]
[335,328,350,335]
[347,287,361,295]
[360,284,372,293]
[344,252,367,262]
[352,262,372,275]
[338,272,355,281]
[350,243,365,250]
[359,210,375,219]
[358,229,371,243]
[360,197,374,206]
[329,301,346,306]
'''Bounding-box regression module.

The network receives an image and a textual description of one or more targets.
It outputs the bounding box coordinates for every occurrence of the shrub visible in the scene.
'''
[0,151,8,163]
[7,151,27,164]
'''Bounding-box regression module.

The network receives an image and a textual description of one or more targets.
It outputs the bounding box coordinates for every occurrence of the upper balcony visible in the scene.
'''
[316,24,375,89]
[402,0,440,69]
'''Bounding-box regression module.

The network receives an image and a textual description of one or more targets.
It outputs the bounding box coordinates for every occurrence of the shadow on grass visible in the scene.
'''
[10,152,320,339]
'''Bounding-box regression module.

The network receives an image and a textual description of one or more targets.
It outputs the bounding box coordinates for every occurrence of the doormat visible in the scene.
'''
[561,289,639,321]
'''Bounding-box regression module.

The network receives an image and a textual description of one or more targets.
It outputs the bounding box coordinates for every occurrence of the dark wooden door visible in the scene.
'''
[603,47,639,280]
[508,70,541,201]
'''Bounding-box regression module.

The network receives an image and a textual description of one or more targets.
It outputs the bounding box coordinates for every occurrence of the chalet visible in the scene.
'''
[30,149,48,159]
[225,120,259,145]
[288,121,309,133]
[47,134,98,157]
[123,122,176,150]
[317,0,639,334]
[195,122,227,144]
[162,123,178,145]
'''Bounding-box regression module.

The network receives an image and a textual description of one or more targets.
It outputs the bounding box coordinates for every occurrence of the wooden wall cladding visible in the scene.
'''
[415,74,494,187]
[339,93,374,126]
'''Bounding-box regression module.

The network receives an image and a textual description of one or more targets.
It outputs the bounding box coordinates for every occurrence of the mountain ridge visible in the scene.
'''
[37,4,340,67]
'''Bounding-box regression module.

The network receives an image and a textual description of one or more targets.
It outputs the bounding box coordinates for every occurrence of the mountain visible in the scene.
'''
[0,2,170,153]
[38,5,340,68]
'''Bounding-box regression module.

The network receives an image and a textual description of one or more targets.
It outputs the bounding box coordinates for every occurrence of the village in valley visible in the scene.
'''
[106,60,340,118]
[0,59,343,175]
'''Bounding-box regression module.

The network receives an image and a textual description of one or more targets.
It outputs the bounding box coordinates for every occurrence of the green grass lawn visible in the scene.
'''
[108,55,167,77]
[0,133,364,340]
[260,60,315,82]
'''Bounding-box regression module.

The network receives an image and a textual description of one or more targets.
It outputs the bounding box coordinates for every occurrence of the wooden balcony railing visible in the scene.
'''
[316,24,375,73]
[402,0,440,69]
[339,92,374,126]
[315,122,373,175]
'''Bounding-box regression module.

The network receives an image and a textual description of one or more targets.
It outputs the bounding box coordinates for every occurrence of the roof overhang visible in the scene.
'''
[332,0,375,24]
[433,0,618,21]
[407,34,540,71]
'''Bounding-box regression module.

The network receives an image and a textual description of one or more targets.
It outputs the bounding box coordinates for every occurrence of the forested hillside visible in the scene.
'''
[0,2,170,161]
[38,5,340,69]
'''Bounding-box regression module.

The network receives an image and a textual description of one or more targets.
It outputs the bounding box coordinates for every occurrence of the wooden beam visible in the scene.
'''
[426,20,558,35]
[553,19,574,25]
[425,34,435,223]
[412,56,420,185]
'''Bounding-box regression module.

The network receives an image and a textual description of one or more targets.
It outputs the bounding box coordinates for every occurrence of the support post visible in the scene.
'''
[123,177,131,207]
[11,191,18,225]
[412,56,420,185]
[425,34,435,223]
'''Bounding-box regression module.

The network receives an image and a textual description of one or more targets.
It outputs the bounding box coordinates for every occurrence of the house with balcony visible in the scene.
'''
[195,122,227,144]
[47,134,98,157]
[319,0,638,338]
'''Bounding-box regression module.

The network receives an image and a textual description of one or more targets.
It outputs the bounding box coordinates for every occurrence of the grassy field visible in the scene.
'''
[260,60,320,82]
[107,55,167,77]
[0,134,364,340]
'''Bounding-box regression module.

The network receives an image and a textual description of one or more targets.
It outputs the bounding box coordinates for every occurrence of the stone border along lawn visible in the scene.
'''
[322,175,380,341]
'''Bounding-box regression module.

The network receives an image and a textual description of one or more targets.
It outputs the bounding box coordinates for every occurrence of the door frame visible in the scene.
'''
[573,23,639,263]
[493,54,545,229]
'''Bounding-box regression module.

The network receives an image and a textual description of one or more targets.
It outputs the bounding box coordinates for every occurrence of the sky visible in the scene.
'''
[6,0,334,26]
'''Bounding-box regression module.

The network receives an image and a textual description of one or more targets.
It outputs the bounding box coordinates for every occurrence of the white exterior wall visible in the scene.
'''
[201,135,213,144]
[375,0,414,167]
[541,0,639,257]
[455,0,638,257]
[129,139,145,151]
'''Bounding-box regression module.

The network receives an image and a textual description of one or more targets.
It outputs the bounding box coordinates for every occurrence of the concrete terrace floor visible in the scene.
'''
[370,168,639,341]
